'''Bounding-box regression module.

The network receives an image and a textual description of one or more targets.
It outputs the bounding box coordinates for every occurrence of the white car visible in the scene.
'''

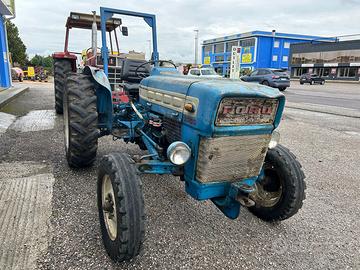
[187,68,222,78]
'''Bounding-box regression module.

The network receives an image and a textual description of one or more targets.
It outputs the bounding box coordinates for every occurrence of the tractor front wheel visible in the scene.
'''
[249,144,306,221]
[63,73,98,167]
[98,153,145,262]
[54,59,72,114]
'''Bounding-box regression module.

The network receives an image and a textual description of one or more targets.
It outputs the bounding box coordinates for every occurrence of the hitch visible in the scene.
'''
[211,177,258,219]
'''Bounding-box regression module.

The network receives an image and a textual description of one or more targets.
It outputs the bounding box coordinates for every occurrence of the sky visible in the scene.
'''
[12,0,360,62]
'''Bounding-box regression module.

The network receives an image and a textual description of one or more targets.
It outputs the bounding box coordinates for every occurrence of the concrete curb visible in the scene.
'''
[0,86,29,109]
[286,101,360,118]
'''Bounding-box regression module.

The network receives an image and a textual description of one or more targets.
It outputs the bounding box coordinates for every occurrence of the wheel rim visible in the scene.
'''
[102,174,117,241]
[251,164,283,208]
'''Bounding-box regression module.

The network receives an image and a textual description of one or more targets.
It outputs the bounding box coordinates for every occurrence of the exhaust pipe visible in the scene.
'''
[92,11,97,64]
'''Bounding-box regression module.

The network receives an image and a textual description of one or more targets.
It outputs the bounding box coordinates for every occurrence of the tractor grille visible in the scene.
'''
[163,117,181,143]
[196,134,271,183]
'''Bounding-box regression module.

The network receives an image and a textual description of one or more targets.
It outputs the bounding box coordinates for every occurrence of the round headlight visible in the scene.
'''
[269,130,280,149]
[167,142,191,165]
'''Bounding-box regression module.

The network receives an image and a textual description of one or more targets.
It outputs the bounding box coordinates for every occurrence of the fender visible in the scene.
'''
[83,66,113,133]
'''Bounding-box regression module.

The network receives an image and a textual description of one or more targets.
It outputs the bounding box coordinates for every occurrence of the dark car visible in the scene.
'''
[241,68,290,91]
[300,73,325,85]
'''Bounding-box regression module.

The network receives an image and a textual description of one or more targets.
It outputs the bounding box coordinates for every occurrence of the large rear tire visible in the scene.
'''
[63,73,98,167]
[98,153,145,262]
[249,144,306,221]
[54,59,72,114]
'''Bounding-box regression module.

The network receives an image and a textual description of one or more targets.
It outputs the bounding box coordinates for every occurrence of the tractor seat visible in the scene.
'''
[121,59,150,83]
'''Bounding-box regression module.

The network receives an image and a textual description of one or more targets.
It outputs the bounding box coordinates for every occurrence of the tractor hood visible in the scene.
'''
[139,73,285,135]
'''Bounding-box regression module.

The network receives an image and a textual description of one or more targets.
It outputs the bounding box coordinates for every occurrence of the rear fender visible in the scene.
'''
[83,66,113,133]
[52,52,77,72]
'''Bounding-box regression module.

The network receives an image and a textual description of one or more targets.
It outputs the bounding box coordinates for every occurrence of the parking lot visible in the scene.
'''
[0,81,359,270]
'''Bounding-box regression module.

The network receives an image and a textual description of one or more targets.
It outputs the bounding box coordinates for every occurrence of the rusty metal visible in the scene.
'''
[196,134,271,183]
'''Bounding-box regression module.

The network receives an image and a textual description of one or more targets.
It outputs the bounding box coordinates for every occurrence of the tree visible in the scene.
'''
[30,54,43,66]
[30,55,53,68]
[6,20,28,66]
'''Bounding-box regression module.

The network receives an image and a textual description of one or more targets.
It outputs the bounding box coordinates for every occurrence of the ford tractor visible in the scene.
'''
[60,7,306,262]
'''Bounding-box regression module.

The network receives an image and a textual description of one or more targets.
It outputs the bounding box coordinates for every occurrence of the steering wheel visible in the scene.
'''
[135,60,177,78]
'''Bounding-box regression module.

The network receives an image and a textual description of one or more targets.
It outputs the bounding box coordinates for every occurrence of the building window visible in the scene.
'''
[226,40,239,52]
[274,41,280,48]
[284,42,290,49]
[283,56,288,62]
[203,45,212,55]
[272,55,278,61]
[239,38,255,47]
[214,55,224,62]
[338,67,357,77]
[214,43,225,53]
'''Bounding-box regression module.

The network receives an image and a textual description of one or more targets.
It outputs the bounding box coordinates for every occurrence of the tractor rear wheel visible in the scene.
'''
[98,153,145,262]
[249,144,306,221]
[54,59,72,114]
[63,73,99,167]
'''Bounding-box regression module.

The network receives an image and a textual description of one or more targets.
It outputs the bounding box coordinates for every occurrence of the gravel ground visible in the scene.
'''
[0,83,359,269]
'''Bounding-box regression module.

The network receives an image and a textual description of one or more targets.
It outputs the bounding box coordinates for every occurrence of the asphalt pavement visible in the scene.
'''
[284,81,360,110]
[0,82,359,270]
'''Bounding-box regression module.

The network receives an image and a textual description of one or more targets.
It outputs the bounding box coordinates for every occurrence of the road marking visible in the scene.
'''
[0,161,54,270]
[0,112,16,135]
[11,110,55,132]
[345,131,360,136]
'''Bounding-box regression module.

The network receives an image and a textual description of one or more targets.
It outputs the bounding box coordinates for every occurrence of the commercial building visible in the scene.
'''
[202,30,335,77]
[0,0,14,89]
[289,40,360,81]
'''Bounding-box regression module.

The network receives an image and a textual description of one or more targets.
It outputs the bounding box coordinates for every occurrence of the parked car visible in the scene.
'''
[300,73,325,85]
[187,67,222,78]
[241,68,290,91]
[11,67,24,82]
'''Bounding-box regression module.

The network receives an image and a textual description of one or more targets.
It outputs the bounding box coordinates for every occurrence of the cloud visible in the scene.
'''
[13,0,360,62]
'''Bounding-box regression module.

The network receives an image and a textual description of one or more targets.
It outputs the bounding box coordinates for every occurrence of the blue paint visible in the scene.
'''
[0,16,11,88]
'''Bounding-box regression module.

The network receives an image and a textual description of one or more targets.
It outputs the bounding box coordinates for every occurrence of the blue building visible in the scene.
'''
[202,30,336,77]
[0,0,14,89]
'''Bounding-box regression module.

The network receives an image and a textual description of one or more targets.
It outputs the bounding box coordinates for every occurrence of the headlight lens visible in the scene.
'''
[268,130,280,149]
[167,142,191,165]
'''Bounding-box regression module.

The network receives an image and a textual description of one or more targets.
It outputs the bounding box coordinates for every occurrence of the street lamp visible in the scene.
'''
[194,29,199,66]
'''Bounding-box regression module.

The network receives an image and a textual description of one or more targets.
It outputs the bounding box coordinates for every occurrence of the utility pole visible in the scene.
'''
[194,29,199,66]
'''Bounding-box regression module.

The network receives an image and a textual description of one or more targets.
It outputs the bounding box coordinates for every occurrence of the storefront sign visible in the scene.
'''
[204,56,210,65]
[230,46,241,79]
[242,53,252,63]
[324,63,338,67]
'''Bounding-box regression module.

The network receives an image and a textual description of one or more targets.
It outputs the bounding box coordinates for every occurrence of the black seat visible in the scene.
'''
[121,59,150,83]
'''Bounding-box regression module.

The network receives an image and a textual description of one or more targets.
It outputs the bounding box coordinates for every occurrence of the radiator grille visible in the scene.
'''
[196,134,271,183]
[163,117,181,143]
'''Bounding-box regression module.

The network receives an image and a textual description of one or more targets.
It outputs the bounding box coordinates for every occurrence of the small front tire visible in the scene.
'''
[249,144,306,221]
[98,153,145,262]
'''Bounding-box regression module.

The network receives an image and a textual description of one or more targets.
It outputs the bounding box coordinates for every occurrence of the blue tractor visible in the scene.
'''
[62,7,306,262]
